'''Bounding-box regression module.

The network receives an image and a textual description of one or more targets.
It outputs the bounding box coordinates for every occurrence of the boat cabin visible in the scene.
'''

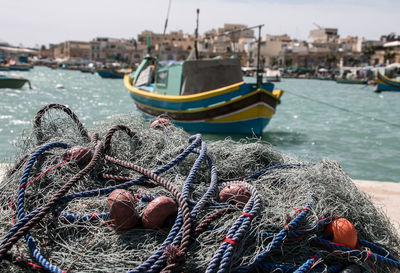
[149,58,243,96]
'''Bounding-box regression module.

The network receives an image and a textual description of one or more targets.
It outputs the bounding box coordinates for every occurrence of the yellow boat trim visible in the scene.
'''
[377,73,400,85]
[133,89,274,114]
[272,89,284,99]
[124,74,282,102]
[124,74,243,102]
[209,103,274,123]
[378,73,394,81]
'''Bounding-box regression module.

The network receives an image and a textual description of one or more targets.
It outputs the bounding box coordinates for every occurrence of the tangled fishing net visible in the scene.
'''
[0,103,399,273]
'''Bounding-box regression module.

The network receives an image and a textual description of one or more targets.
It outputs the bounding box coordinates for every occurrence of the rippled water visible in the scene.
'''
[1,67,399,182]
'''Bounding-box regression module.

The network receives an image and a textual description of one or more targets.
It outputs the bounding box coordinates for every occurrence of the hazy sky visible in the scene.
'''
[1,0,399,48]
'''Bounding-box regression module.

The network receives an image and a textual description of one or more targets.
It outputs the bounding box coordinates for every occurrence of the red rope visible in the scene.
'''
[241,212,253,221]
[89,213,97,220]
[293,207,309,217]
[25,261,44,270]
[9,198,14,225]
[310,255,318,267]
[222,237,236,247]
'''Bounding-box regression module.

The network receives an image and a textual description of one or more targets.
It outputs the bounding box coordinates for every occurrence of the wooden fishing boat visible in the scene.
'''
[97,67,131,79]
[0,64,10,71]
[124,56,283,135]
[0,75,31,89]
[375,72,400,91]
[80,67,95,74]
[9,63,33,71]
[336,78,367,84]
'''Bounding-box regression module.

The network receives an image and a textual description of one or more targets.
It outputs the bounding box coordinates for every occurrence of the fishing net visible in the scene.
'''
[0,103,399,273]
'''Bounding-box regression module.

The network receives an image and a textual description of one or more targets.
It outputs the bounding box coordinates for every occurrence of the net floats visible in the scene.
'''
[142,196,178,229]
[63,146,93,167]
[107,189,139,231]
[219,183,251,207]
[325,218,358,248]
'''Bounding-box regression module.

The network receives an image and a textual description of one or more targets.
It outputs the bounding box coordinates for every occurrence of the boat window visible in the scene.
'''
[156,70,168,89]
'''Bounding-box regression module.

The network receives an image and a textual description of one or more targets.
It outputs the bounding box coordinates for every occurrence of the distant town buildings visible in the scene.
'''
[307,27,339,44]
[1,25,399,70]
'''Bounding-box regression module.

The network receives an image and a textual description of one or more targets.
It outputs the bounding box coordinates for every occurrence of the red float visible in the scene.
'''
[107,189,139,231]
[325,218,358,248]
[142,196,178,229]
[219,184,251,206]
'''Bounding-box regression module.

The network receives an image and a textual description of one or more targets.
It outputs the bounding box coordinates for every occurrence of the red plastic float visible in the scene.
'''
[107,189,139,231]
[142,196,178,229]
[219,184,251,207]
[325,218,358,248]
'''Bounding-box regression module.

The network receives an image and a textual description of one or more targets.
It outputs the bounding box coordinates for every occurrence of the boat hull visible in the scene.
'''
[336,78,367,84]
[0,78,29,89]
[9,65,32,71]
[97,69,125,79]
[376,72,400,91]
[125,75,282,135]
[376,82,400,91]
[153,116,271,135]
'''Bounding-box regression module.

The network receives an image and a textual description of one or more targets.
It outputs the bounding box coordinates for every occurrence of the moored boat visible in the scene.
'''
[0,64,10,71]
[124,58,283,135]
[81,67,95,74]
[336,67,368,84]
[9,63,33,71]
[336,78,368,84]
[97,67,131,79]
[375,72,400,91]
[0,75,31,89]
[124,23,283,136]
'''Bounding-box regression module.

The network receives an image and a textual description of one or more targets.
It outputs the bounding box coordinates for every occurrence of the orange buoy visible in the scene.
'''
[324,218,357,248]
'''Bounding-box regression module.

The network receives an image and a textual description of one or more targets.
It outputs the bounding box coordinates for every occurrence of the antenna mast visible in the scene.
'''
[256,25,263,87]
[194,8,200,59]
[157,0,172,60]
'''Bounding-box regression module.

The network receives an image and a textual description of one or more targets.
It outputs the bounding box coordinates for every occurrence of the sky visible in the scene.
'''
[1,0,399,48]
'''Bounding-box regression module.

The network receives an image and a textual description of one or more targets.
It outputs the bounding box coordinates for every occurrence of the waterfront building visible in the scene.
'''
[136,30,190,61]
[33,24,397,69]
[258,34,291,67]
[383,41,400,64]
[90,37,143,65]
[362,34,400,66]
[0,45,38,61]
[38,44,55,59]
[53,41,90,62]
[308,27,339,44]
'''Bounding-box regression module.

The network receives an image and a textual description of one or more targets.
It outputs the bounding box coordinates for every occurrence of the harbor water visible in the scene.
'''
[0,66,399,182]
